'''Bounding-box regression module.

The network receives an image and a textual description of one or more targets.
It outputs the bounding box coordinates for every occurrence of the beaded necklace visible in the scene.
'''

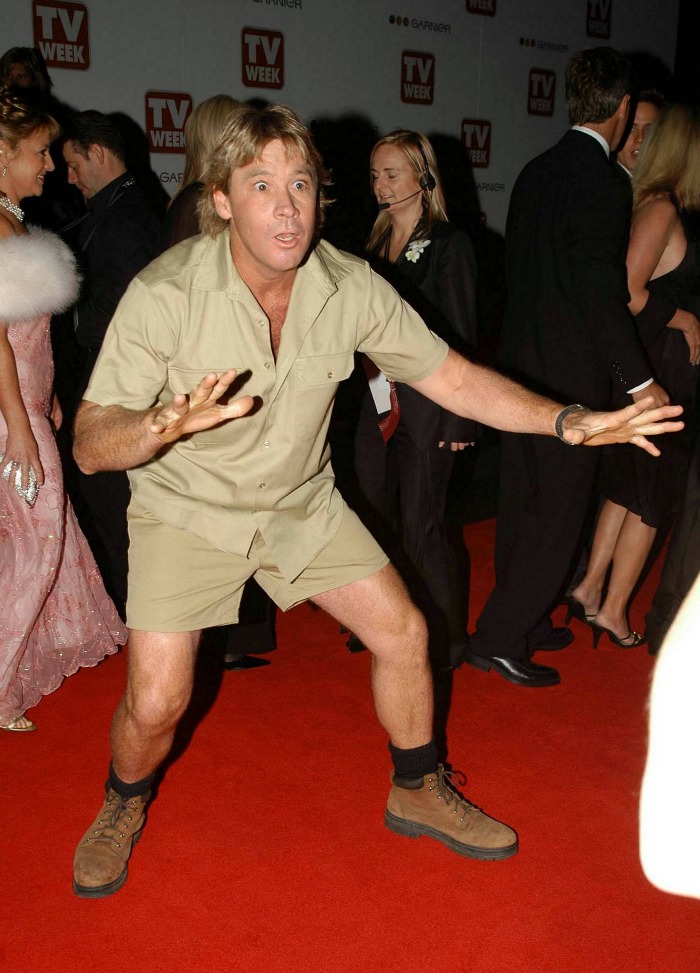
[0,192,25,222]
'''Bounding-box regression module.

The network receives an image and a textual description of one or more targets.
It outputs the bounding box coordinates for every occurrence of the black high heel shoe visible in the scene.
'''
[590,622,646,649]
[564,595,598,627]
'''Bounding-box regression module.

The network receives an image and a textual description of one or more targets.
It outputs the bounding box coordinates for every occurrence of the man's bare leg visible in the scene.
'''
[312,563,432,748]
[74,630,200,898]
[112,629,202,781]
[313,564,518,861]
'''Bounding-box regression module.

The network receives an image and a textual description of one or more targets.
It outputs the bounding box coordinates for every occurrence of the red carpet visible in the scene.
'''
[3,518,699,973]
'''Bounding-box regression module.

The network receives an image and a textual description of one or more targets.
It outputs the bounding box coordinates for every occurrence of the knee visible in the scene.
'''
[401,603,428,646]
[371,598,428,656]
[124,680,191,736]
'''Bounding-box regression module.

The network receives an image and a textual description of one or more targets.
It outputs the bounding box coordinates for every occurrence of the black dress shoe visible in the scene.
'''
[528,626,573,652]
[223,654,271,671]
[462,651,560,687]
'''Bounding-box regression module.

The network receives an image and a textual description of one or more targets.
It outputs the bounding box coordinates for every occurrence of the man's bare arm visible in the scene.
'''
[74,369,254,474]
[411,349,683,455]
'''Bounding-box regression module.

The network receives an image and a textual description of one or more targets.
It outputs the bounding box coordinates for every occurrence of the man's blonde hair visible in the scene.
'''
[199,102,332,237]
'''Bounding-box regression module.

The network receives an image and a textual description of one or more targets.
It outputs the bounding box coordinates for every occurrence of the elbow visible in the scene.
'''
[73,443,97,475]
[73,402,102,474]
[628,289,648,317]
[72,423,99,475]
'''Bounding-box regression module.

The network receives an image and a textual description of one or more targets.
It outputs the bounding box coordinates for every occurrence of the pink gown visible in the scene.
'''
[0,229,126,724]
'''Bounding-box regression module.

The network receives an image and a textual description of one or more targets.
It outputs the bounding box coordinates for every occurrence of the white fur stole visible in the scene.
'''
[0,228,81,324]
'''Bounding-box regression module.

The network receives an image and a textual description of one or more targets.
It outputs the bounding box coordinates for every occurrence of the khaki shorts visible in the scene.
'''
[125,499,389,632]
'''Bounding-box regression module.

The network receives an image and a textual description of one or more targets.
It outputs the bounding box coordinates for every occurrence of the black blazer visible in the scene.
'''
[374,220,479,447]
[73,173,161,352]
[498,129,651,411]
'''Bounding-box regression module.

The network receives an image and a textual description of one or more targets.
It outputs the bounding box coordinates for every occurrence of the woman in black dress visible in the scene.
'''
[351,130,478,666]
[570,104,700,647]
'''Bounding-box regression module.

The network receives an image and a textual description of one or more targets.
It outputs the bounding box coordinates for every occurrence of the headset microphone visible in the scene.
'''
[416,139,437,192]
[377,188,423,210]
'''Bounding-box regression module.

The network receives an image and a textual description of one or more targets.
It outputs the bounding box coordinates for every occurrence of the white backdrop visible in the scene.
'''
[4,0,680,233]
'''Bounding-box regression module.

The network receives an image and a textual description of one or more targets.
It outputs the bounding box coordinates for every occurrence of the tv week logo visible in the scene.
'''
[401,52,434,105]
[33,1,89,70]
[586,0,611,39]
[527,69,555,116]
[242,28,284,89]
[466,0,496,15]
[145,93,192,153]
[462,119,491,168]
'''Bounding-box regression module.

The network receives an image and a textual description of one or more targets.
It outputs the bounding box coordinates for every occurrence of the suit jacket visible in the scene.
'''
[74,172,161,352]
[498,129,650,411]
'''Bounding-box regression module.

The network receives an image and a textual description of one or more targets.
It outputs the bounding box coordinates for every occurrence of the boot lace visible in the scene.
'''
[427,765,480,823]
[86,792,141,850]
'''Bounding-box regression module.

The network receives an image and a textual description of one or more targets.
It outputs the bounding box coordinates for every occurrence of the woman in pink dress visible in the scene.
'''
[0,89,126,731]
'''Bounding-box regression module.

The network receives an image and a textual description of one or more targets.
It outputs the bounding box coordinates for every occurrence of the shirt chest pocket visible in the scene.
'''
[292,352,354,440]
[167,365,248,395]
[165,365,250,446]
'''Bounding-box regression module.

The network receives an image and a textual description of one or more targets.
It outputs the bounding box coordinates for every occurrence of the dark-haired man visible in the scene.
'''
[70,102,681,898]
[463,47,667,686]
[616,91,663,176]
[63,110,160,613]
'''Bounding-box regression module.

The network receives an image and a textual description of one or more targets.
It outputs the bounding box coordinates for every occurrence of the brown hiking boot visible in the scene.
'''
[386,765,518,860]
[73,788,150,898]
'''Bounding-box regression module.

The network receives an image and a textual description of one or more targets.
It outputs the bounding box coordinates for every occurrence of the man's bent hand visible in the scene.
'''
[150,370,254,444]
[562,397,684,455]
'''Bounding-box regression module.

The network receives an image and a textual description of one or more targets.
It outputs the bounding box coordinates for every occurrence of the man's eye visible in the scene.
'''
[254,182,268,191]
[292,180,307,191]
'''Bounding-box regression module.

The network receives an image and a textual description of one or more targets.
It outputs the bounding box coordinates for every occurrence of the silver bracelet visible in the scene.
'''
[554,404,589,445]
[0,454,40,506]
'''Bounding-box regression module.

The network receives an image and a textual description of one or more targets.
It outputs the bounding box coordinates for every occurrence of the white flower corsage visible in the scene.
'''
[405,239,431,263]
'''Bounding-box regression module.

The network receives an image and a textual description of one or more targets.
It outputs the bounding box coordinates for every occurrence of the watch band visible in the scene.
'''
[555,404,589,445]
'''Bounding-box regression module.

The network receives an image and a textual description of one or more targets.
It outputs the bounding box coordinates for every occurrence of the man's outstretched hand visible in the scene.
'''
[563,397,684,455]
[150,369,254,444]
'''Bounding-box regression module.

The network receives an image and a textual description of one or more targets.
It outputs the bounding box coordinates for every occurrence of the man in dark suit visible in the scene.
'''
[63,111,161,615]
[463,47,667,686]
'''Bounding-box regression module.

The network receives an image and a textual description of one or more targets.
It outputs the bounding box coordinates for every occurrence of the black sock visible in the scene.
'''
[389,740,439,781]
[107,764,154,800]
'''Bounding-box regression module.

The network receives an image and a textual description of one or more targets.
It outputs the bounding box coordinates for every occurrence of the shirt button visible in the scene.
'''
[264,362,271,370]
[263,440,270,448]
[259,482,266,489]
[258,319,266,328]
[327,370,334,379]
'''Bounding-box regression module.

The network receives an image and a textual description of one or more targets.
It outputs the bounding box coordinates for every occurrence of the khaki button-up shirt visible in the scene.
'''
[86,230,448,581]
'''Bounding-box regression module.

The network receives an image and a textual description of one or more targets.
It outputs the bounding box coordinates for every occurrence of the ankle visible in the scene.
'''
[108,764,154,800]
[594,608,625,631]
[572,584,600,608]
[389,740,438,783]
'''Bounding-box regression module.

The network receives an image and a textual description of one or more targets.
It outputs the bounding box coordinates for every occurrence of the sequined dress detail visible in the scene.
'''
[0,229,125,722]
